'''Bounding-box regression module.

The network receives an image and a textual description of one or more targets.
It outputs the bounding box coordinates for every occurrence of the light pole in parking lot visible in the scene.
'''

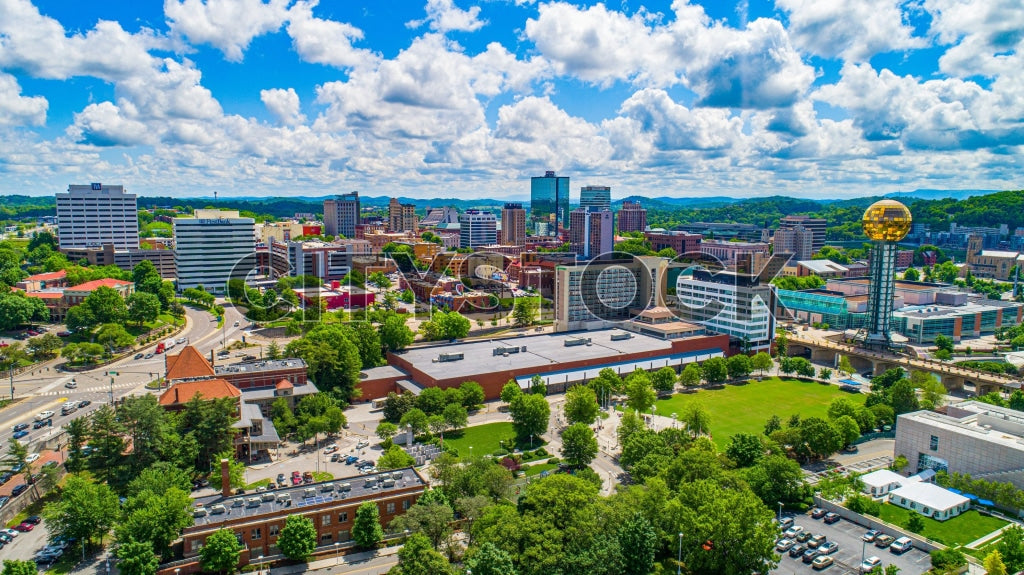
[861,539,867,566]
[777,501,783,521]
[677,532,683,575]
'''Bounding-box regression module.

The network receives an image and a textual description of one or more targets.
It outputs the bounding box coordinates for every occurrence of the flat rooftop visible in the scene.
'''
[214,358,307,376]
[191,467,425,525]
[900,408,1024,451]
[396,328,710,381]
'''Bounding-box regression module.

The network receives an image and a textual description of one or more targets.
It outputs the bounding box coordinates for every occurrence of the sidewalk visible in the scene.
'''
[268,546,401,575]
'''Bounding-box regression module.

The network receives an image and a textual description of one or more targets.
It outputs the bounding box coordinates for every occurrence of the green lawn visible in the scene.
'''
[443,422,544,456]
[876,505,1008,546]
[653,377,865,447]
[524,463,557,477]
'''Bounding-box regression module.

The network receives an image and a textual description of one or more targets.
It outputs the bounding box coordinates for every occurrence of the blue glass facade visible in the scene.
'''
[530,171,570,234]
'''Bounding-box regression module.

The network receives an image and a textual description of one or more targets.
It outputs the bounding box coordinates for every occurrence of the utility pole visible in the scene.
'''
[109,376,114,405]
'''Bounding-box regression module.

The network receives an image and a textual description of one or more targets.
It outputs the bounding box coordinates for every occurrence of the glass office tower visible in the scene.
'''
[530,171,570,235]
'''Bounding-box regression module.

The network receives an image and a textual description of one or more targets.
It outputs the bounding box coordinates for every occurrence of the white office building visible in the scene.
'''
[675,268,775,352]
[173,210,256,293]
[56,183,139,250]
[458,210,497,249]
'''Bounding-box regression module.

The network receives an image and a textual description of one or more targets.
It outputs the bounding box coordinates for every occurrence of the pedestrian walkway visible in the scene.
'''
[268,545,401,575]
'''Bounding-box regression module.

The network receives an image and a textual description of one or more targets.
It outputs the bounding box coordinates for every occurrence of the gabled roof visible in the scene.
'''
[25,270,67,282]
[159,379,241,407]
[67,278,133,292]
[275,379,293,390]
[165,346,216,381]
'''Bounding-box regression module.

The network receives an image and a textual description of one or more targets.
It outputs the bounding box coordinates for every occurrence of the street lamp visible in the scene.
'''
[777,501,783,522]
[257,555,263,575]
[677,532,683,575]
[334,542,339,565]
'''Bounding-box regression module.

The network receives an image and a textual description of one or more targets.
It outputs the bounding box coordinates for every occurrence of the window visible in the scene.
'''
[252,528,262,540]
[386,502,395,514]
[190,541,201,552]
[402,500,410,511]
[322,515,331,526]
[929,435,939,451]
[320,533,333,542]
[269,524,280,537]
[339,512,348,523]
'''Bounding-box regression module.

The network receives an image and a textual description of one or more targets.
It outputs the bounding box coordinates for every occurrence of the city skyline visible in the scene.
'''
[0,0,1020,199]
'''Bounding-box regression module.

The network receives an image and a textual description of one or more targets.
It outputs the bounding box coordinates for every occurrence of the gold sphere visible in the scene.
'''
[862,199,912,242]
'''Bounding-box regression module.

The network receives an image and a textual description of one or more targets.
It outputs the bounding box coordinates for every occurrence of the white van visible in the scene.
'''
[889,537,913,554]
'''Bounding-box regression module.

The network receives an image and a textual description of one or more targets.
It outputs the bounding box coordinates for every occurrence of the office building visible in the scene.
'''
[269,239,371,284]
[388,198,418,233]
[458,210,497,249]
[569,207,613,259]
[56,183,139,250]
[531,171,570,235]
[779,215,826,254]
[553,258,654,332]
[773,225,815,261]
[645,230,701,256]
[699,240,770,269]
[617,201,647,233]
[678,222,763,242]
[675,268,775,352]
[579,186,611,211]
[323,193,360,238]
[501,203,526,246]
[420,206,459,228]
[173,210,255,293]
[895,402,1024,490]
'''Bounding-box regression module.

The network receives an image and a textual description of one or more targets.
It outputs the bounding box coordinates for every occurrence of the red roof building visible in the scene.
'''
[165,346,217,381]
[159,379,242,410]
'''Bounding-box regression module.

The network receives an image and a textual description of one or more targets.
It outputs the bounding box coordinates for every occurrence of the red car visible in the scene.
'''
[14,523,34,532]
[291,471,302,486]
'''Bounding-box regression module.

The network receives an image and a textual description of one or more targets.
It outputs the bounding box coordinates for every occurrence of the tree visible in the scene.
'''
[985,550,1008,575]
[934,334,954,353]
[376,422,398,447]
[774,330,788,357]
[127,292,161,326]
[624,370,656,414]
[530,374,546,395]
[912,371,947,410]
[651,366,677,394]
[1,560,39,575]
[702,356,728,384]
[834,415,861,446]
[278,515,318,561]
[352,501,385,549]
[903,267,920,281]
[64,304,97,332]
[416,387,447,415]
[744,454,806,507]
[344,321,383,368]
[0,291,48,330]
[800,417,843,459]
[905,513,925,533]
[391,533,453,575]
[285,323,362,400]
[727,354,753,380]
[679,362,702,387]
[751,352,772,376]
[379,312,415,352]
[500,380,522,405]
[564,384,599,425]
[26,333,62,360]
[400,408,429,436]
[618,513,656,575]
[680,401,711,437]
[827,397,859,420]
[508,393,549,444]
[419,310,470,341]
[116,539,160,575]
[389,494,454,550]
[458,381,485,409]
[367,271,392,289]
[465,543,517,575]
[43,474,120,549]
[377,445,416,470]
[442,403,468,431]
[199,528,242,575]
[511,297,538,327]
[561,423,598,468]
[83,285,129,325]
[819,367,833,380]
[838,355,855,377]
[890,379,920,414]
[96,322,135,350]
[870,403,895,426]
[763,414,782,436]
[996,525,1024,573]
[726,433,765,467]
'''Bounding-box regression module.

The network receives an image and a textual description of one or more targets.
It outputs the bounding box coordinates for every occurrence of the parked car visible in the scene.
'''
[810,507,827,519]
[57,331,72,337]
[12,484,30,496]
[65,381,77,389]
[345,455,359,465]
[276,473,286,485]
[302,471,314,483]
[874,534,895,548]
[811,555,834,570]
[13,430,28,439]
[823,512,841,524]
[783,526,804,539]
[796,531,812,543]
[356,439,369,449]
[860,556,882,573]
[12,423,28,433]
[1,528,18,538]
[0,496,10,508]
[23,515,41,525]
[234,321,240,327]
[802,549,822,564]
[862,530,881,542]
[779,516,795,530]
[808,534,827,549]
[25,453,40,463]
[0,473,10,484]
[134,353,144,360]
[789,544,808,558]
[775,539,795,552]
[14,522,34,532]
[323,444,339,454]
[78,400,91,408]
[890,537,914,554]
[819,541,839,555]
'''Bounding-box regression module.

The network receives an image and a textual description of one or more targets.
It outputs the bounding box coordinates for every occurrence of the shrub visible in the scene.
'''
[534,447,548,457]
[547,457,560,465]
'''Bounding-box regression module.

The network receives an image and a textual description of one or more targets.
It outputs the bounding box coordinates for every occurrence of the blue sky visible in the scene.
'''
[0,0,1021,200]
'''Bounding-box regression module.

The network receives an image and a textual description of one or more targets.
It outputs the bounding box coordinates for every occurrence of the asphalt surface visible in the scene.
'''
[772,511,932,575]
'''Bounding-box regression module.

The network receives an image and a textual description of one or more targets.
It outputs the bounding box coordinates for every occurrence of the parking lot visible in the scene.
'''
[772,511,932,575]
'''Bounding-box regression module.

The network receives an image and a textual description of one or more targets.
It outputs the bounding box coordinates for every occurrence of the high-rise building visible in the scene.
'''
[459,210,497,249]
[553,258,654,332]
[501,203,526,246]
[388,198,418,233]
[173,210,255,293]
[779,215,827,254]
[269,239,371,283]
[772,225,815,261]
[420,206,459,228]
[617,201,647,233]
[861,200,912,348]
[56,183,139,250]
[323,192,360,238]
[530,171,570,235]
[569,207,613,259]
[675,269,775,352]
[579,186,611,211]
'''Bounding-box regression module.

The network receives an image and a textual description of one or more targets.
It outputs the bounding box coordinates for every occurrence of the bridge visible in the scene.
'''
[787,334,1021,395]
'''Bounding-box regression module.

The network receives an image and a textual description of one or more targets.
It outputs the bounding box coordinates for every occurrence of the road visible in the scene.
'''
[0,302,250,459]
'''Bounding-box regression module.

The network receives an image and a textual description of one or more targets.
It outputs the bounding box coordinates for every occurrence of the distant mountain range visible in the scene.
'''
[883,189,997,201]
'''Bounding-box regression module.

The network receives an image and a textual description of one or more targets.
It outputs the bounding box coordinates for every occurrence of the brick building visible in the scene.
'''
[644,230,701,255]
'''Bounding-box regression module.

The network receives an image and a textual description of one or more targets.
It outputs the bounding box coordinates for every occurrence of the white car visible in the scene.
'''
[64,381,77,389]
[1,528,18,538]
[356,440,369,449]
[34,411,54,421]
[323,444,339,454]
[860,556,882,572]
[25,454,40,463]
[783,526,804,539]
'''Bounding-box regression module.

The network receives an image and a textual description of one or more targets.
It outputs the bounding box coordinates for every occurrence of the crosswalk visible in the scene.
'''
[35,381,140,396]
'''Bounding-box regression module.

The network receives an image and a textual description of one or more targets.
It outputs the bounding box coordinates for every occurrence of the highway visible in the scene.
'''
[0,302,250,459]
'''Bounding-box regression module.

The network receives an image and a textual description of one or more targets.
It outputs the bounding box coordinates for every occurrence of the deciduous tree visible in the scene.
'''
[564,384,599,425]
[199,528,241,575]
[352,501,384,549]
[278,515,318,561]
[561,423,598,468]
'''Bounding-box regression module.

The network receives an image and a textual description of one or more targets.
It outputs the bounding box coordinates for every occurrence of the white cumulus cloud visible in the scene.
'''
[776,0,925,61]
[0,72,47,126]
[261,87,306,126]
[164,0,293,61]
[406,0,487,33]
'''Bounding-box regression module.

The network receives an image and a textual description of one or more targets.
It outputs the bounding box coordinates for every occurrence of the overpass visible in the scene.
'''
[787,334,1021,395]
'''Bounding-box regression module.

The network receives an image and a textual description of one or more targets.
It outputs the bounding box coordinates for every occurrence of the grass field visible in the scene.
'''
[443,422,547,456]
[876,505,1007,546]
[653,377,865,447]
